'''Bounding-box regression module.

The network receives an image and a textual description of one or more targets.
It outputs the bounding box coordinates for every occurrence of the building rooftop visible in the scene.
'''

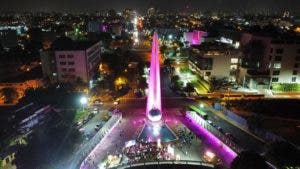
[52,37,98,51]
[191,42,237,52]
[243,27,300,44]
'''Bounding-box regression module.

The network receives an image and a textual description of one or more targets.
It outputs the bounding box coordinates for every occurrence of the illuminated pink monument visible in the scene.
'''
[147,32,162,122]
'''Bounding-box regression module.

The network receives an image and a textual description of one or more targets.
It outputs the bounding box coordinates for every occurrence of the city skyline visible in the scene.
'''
[0,0,299,14]
[0,1,300,169]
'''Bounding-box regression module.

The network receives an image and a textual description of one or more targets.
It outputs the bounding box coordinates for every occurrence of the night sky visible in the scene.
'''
[0,0,299,14]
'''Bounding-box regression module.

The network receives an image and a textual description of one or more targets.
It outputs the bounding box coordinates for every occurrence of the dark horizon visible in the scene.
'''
[0,0,299,15]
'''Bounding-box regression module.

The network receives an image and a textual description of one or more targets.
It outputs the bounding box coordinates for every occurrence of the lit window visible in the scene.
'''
[273,63,281,69]
[231,58,238,64]
[230,65,237,70]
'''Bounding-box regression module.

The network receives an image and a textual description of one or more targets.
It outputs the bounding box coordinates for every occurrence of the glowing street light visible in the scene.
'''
[80,97,88,105]
[200,103,204,108]
[80,96,88,110]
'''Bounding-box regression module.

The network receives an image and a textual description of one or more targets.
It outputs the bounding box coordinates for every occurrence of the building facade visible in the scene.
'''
[40,38,101,83]
[183,30,207,46]
[240,32,300,88]
[188,43,241,82]
[55,42,101,83]
[269,43,300,83]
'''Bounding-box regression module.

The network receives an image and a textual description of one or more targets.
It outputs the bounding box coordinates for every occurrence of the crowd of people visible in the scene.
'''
[123,142,175,163]
[175,126,196,147]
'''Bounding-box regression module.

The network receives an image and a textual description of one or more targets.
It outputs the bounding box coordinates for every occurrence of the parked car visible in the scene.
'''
[207,120,213,125]
[113,99,120,105]
[93,108,98,114]
[217,126,224,133]
[94,99,103,105]
[94,127,100,131]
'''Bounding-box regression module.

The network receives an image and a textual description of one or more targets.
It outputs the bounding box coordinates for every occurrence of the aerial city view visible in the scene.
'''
[0,0,300,169]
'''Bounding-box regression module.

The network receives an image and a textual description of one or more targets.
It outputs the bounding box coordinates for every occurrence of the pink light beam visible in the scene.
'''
[147,32,161,115]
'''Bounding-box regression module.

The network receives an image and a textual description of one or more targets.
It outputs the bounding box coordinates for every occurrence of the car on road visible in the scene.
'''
[217,126,224,134]
[94,99,103,105]
[94,126,100,131]
[79,128,85,132]
[113,99,120,105]
[207,120,213,125]
[93,108,98,114]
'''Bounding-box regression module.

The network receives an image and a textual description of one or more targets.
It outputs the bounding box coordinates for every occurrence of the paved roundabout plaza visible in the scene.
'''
[79,32,237,169]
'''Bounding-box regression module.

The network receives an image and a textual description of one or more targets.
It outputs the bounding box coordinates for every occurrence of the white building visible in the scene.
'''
[188,43,241,82]
[40,37,101,83]
[269,43,300,83]
[55,42,101,83]
[240,32,300,86]
[183,30,207,46]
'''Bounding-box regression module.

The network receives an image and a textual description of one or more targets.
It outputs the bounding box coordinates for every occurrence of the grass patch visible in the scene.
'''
[74,109,89,123]
[272,83,300,92]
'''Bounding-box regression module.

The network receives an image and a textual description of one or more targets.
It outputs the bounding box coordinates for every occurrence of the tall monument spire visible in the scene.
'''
[147,32,162,122]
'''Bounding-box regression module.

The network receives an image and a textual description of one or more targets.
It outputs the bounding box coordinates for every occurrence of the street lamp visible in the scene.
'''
[80,96,88,110]
[200,103,204,108]
[80,97,88,105]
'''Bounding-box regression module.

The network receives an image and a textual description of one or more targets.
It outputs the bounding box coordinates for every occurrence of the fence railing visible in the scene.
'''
[186,111,242,153]
[112,160,214,169]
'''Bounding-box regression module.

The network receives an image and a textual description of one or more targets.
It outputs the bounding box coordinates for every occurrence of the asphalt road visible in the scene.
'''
[199,105,266,153]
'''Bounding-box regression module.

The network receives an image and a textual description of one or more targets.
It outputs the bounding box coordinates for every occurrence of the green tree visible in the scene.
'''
[171,75,180,84]
[75,77,87,91]
[184,82,195,94]
[138,77,148,89]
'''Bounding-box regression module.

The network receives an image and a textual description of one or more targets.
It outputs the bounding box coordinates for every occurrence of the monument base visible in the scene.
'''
[137,121,177,143]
